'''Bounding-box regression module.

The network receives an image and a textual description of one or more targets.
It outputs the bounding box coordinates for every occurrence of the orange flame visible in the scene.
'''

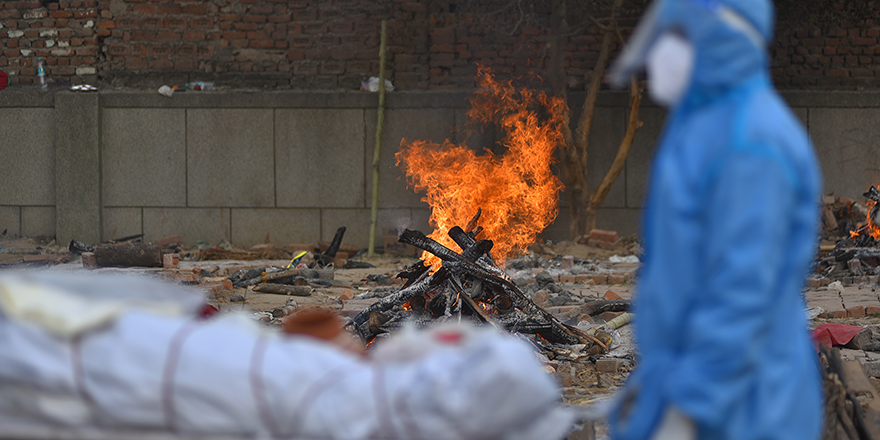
[868,200,880,239]
[396,67,565,267]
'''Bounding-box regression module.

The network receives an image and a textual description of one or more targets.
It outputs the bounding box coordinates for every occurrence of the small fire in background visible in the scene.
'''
[848,186,880,243]
[396,67,565,267]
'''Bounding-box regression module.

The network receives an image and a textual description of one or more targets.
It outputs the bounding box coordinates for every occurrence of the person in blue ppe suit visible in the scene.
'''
[606,0,823,439]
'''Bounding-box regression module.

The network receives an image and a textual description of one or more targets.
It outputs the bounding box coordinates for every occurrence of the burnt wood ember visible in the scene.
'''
[315,226,346,266]
[348,227,611,356]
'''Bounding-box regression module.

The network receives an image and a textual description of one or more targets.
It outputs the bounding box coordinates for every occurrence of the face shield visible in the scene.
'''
[608,0,766,89]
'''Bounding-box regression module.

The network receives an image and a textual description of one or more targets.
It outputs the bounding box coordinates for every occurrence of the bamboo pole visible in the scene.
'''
[368,20,388,257]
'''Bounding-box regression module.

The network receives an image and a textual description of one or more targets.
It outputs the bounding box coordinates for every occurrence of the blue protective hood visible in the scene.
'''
[609,0,774,100]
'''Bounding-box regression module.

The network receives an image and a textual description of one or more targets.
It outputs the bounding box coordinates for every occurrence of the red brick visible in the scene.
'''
[174,58,196,70]
[163,253,180,269]
[250,40,274,48]
[290,36,312,47]
[131,30,155,41]
[575,275,594,284]
[182,3,206,15]
[301,22,325,34]
[156,30,180,42]
[321,61,344,74]
[190,17,212,28]
[866,306,880,316]
[330,47,354,59]
[149,45,171,56]
[196,46,213,56]
[234,22,258,31]
[117,17,137,28]
[847,306,866,318]
[559,274,577,284]
[288,49,306,61]
[595,358,623,373]
[96,20,114,29]
[107,44,130,56]
[125,57,147,69]
[592,275,608,284]
[82,252,97,269]
[589,229,619,244]
[268,14,290,23]
[141,17,162,28]
[243,14,266,23]
[218,14,240,22]
[608,275,626,285]
[49,10,73,18]
[176,45,196,56]
[603,290,622,300]
[182,30,204,41]
[247,31,269,39]
[249,5,273,14]
[157,3,181,14]
[149,58,173,69]
[74,10,97,19]
[165,17,186,29]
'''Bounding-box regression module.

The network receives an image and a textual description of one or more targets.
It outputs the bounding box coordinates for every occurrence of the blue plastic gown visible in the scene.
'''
[608,1,823,439]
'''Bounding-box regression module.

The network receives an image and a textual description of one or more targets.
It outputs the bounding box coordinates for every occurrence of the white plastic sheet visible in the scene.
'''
[0,272,573,440]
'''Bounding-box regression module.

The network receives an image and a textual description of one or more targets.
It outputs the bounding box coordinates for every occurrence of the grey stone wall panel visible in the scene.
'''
[186,109,275,208]
[102,208,143,242]
[102,108,187,207]
[0,108,55,206]
[230,208,321,248]
[21,207,55,238]
[810,108,880,199]
[55,92,101,244]
[275,109,365,208]
[0,207,21,238]
[365,108,457,209]
[143,207,230,247]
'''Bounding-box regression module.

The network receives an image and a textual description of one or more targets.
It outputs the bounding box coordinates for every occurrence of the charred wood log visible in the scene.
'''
[577,299,630,317]
[94,244,162,267]
[252,283,312,296]
[315,226,346,266]
[400,230,603,348]
[348,267,447,338]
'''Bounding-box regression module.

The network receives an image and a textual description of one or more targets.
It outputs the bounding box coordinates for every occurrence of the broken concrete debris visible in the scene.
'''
[0,228,645,439]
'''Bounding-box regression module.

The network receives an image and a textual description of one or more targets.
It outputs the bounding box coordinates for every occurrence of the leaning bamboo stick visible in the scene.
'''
[367,20,388,257]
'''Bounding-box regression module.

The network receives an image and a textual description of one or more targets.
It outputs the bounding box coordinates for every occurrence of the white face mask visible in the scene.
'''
[646,32,696,107]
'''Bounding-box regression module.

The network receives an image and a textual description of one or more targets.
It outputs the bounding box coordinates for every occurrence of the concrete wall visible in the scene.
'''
[0,89,877,249]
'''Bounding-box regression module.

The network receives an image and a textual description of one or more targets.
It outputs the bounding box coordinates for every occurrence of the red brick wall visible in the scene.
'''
[1,1,879,90]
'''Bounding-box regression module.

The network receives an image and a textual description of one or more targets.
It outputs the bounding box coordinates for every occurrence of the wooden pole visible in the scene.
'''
[368,20,388,257]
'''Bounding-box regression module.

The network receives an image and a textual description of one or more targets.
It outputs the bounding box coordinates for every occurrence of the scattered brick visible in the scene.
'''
[603,290,622,300]
[595,358,624,373]
[82,252,97,269]
[162,253,180,269]
[847,306,866,318]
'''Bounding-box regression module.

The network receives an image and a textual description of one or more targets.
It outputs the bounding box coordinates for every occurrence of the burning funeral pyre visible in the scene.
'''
[347,214,616,358]
[817,186,880,284]
[346,68,622,358]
